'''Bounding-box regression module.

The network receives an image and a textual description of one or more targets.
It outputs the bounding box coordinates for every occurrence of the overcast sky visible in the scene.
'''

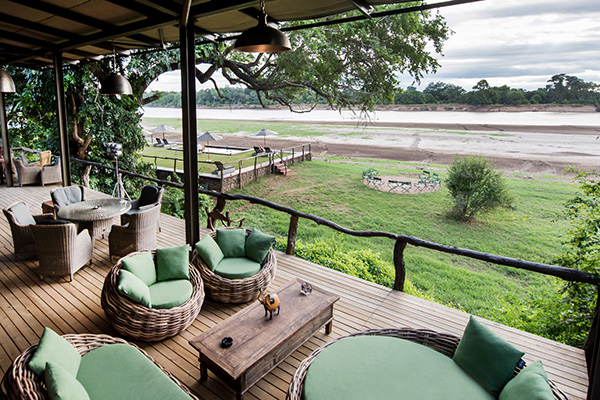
[147,0,600,93]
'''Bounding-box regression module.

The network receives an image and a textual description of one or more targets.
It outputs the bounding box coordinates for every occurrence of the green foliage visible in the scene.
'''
[446,156,514,221]
[160,175,212,220]
[273,236,395,288]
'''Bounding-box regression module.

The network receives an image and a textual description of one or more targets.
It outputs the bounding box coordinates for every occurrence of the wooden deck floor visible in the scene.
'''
[0,185,588,399]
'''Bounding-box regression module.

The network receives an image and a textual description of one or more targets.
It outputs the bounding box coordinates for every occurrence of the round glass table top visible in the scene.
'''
[57,198,131,221]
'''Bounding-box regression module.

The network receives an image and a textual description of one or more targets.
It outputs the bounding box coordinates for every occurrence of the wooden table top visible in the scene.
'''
[189,278,339,379]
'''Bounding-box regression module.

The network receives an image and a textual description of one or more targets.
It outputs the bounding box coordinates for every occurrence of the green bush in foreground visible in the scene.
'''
[273,236,431,300]
[446,156,514,221]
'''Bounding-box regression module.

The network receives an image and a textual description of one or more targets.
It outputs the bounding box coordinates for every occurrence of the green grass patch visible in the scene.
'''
[223,159,575,342]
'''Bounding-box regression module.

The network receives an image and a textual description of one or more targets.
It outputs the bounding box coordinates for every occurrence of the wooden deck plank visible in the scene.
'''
[0,185,589,400]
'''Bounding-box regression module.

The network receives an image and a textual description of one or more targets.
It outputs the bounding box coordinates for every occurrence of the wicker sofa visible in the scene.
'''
[101,249,205,341]
[192,228,277,303]
[287,327,570,400]
[0,332,199,400]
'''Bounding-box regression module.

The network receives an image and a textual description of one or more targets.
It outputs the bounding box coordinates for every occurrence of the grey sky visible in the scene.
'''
[400,0,600,90]
[147,0,600,93]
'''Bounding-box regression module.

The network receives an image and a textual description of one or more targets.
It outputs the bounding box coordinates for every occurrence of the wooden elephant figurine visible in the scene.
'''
[257,289,280,320]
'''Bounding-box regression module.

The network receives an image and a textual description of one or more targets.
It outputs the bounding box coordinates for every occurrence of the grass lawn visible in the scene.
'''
[221,158,575,335]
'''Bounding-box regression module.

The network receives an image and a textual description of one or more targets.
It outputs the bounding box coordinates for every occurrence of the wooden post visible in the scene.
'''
[302,145,305,161]
[586,287,600,400]
[291,148,295,165]
[393,240,407,291]
[286,215,299,255]
[308,144,312,161]
[238,160,243,189]
[254,157,258,181]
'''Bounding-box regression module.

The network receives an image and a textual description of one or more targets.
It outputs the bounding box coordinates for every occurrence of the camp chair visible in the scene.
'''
[415,180,427,192]
[431,173,442,187]
[388,180,400,192]
[420,170,431,180]
[371,176,383,187]
[400,181,412,193]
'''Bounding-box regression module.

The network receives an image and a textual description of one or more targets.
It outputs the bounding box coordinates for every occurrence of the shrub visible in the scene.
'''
[446,156,513,221]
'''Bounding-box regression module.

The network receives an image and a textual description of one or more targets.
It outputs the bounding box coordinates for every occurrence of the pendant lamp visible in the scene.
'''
[100,50,133,95]
[0,70,16,93]
[234,0,291,53]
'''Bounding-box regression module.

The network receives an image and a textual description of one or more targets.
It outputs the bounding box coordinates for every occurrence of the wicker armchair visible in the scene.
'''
[3,201,54,260]
[13,158,41,186]
[50,185,85,211]
[101,250,205,341]
[121,184,164,231]
[287,328,571,400]
[30,222,93,281]
[39,156,62,186]
[191,229,277,303]
[109,203,161,259]
[0,333,200,400]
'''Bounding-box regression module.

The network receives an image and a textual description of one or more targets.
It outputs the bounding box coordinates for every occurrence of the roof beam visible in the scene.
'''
[350,0,374,18]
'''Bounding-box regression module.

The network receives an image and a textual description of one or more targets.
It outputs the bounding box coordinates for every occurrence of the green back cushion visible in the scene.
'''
[10,202,36,226]
[149,280,194,309]
[195,234,224,271]
[216,229,246,258]
[156,245,190,281]
[77,343,193,400]
[453,316,525,395]
[303,336,495,400]
[118,270,152,308]
[121,252,156,286]
[499,361,554,400]
[45,362,90,400]
[213,257,261,280]
[28,328,81,377]
[245,228,274,263]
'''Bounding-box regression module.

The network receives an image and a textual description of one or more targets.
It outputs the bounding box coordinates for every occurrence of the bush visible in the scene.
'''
[446,156,513,221]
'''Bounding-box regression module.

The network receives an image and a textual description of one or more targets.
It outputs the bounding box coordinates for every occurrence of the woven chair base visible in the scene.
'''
[101,250,205,342]
[0,333,199,400]
[286,328,571,400]
[192,230,277,304]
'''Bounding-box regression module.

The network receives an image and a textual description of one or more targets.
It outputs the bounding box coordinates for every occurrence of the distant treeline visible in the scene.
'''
[145,74,599,107]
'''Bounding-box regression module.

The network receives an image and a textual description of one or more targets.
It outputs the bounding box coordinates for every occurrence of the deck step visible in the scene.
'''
[273,162,288,175]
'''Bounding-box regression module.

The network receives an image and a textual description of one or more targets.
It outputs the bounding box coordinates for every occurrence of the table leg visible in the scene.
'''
[199,362,208,382]
[325,320,333,335]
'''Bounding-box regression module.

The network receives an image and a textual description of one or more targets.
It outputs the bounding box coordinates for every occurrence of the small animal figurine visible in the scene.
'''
[257,289,280,320]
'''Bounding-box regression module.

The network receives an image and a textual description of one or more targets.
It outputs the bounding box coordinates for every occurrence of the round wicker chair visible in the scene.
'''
[0,333,199,400]
[287,328,571,400]
[191,229,277,304]
[101,250,205,342]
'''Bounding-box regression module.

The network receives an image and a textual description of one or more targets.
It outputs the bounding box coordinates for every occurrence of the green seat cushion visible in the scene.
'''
[77,343,193,400]
[195,234,224,271]
[118,270,152,308]
[499,361,554,400]
[121,251,156,286]
[245,228,274,263]
[156,245,190,281]
[149,279,194,309]
[28,327,81,377]
[214,257,261,280]
[216,228,246,258]
[45,362,90,400]
[453,316,525,395]
[303,336,494,400]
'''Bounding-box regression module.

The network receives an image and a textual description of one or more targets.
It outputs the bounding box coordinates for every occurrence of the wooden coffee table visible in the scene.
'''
[189,278,339,400]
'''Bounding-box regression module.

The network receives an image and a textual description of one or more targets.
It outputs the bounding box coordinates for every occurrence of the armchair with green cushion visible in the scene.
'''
[0,327,199,400]
[101,246,205,341]
[192,228,277,303]
[2,201,54,260]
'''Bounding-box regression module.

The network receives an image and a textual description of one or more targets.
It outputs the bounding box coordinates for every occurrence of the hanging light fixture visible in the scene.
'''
[234,0,291,53]
[100,50,133,95]
[0,69,15,93]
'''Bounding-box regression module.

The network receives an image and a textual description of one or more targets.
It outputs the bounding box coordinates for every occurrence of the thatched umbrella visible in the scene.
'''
[251,128,278,147]
[151,124,174,140]
[197,131,223,159]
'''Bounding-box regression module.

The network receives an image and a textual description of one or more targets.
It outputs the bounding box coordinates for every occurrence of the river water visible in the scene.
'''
[142,107,600,127]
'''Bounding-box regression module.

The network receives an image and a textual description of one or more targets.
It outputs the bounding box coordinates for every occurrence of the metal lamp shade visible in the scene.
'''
[100,73,133,95]
[234,17,291,53]
[0,70,15,93]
